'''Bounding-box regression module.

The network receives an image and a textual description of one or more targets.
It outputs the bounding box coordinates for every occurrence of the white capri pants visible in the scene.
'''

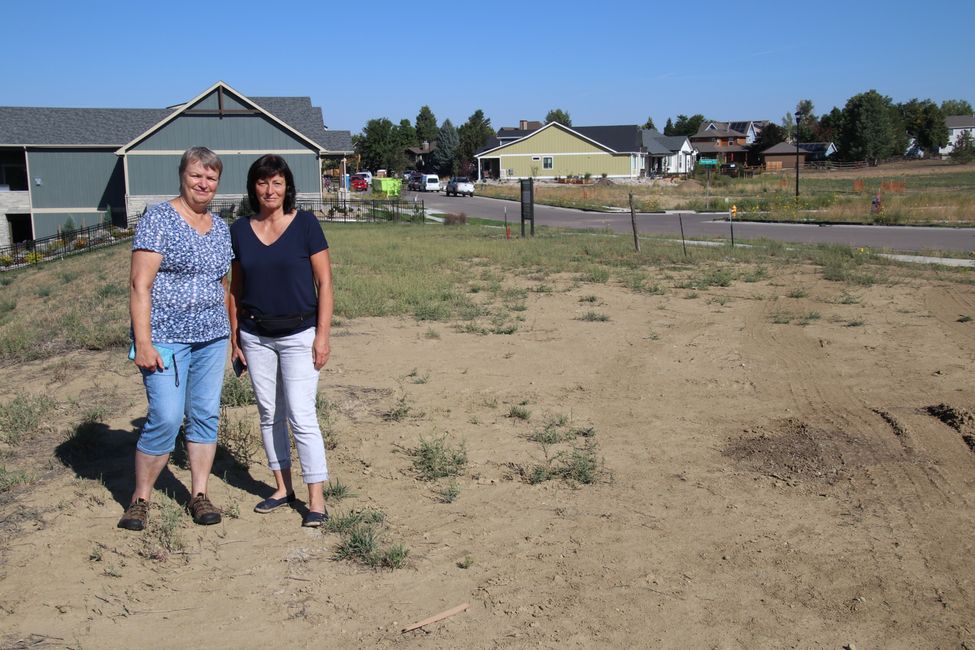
[239,327,328,484]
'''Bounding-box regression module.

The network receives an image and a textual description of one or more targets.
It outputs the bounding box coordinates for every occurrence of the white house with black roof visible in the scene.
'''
[0,81,352,246]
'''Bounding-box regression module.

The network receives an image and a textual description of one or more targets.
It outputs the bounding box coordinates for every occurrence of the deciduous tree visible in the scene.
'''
[545,108,572,126]
[899,99,949,155]
[836,90,900,165]
[668,114,705,136]
[940,99,974,116]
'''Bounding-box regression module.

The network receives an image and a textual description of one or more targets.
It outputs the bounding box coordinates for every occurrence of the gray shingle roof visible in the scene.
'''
[0,107,172,146]
[0,93,353,153]
[572,125,643,152]
[641,131,672,155]
[946,115,975,128]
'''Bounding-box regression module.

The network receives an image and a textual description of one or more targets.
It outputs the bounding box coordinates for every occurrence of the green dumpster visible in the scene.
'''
[372,177,402,197]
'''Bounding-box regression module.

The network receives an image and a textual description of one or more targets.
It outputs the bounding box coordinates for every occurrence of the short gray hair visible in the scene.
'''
[179,146,223,177]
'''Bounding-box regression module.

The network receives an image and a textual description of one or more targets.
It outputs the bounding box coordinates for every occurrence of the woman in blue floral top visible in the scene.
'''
[118,147,232,532]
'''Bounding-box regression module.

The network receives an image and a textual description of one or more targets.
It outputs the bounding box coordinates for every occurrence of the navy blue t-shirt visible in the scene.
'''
[230,210,329,336]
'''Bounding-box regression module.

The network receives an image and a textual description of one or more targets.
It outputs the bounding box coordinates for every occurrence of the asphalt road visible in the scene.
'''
[407,190,975,254]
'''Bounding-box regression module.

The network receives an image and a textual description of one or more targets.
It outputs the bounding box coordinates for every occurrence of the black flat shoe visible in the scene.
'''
[301,510,328,528]
[254,492,297,514]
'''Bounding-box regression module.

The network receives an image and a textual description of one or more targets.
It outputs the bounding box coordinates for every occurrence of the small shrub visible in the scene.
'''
[410,434,467,481]
[435,480,461,503]
[221,373,255,407]
[787,288,808,299]
[577,311,609,322]
[457,555,475,569]
[383,395,420,422]
[217,408,260,469]
[797,311,821,326]
[443,213,468,226]
[0,466,31,492]
[507,405,531,421]
[323,479,354,501]
[579,295,598,303]
[957,314,972,323]
[0,392,56,445]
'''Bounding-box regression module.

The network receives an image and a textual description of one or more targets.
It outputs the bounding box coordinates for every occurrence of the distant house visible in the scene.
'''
[0,81,352,246]
[496,120,544,145]
[690,126,749,164]
[939,115,975,156]
[702,120,770,146]
[642,130,695,176]
[762,141,836,170]
[476,122,647,180]
[406,140,437,171]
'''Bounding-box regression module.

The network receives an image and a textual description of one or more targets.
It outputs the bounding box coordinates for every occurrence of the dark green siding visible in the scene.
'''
[132,114,310,151]
[33,212,108,239]
[128,153,320,195]
[190,90,250,111]
[27,149,124,209]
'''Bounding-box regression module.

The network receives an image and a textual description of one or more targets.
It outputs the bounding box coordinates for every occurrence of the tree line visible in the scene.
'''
[352,94,972,175]
[653,96,971,165]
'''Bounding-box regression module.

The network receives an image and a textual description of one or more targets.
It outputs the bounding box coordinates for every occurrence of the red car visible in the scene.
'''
[351,174,369,191]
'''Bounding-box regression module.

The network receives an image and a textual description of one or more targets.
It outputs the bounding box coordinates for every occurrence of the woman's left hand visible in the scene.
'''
[312,332,330,370]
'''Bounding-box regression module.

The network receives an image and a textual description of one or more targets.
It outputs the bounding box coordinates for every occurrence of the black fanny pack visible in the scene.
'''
[246,311,315,336]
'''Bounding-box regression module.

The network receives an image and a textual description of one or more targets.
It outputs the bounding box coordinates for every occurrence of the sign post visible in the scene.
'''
[698,158,717,211]
[520,178,534,237]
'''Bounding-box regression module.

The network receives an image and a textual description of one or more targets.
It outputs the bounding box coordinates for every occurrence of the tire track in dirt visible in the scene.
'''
[736,294,975,642]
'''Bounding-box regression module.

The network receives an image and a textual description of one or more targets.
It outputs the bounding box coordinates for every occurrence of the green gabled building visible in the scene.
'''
[475,122,646,181]
[0,81,352,246]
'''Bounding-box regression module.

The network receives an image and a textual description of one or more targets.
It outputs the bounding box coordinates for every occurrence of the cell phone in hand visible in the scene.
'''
[232,357,246,377]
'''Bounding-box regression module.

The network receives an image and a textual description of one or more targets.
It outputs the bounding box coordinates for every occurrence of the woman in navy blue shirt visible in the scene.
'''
[229,155,333,527]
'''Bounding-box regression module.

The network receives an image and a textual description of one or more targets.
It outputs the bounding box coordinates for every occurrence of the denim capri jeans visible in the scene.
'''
[137,337,228,456]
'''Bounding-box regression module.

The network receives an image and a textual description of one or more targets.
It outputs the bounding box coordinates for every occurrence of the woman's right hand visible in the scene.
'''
[134,345,164,371]
[231,345,247,368]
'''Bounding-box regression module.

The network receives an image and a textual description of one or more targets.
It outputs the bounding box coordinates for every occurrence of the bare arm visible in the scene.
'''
[129,249,164,370]
[228,260,246,366]
[310,249,333,371]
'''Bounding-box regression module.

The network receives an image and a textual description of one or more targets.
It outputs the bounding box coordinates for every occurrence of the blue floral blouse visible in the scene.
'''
[132,202,232,343]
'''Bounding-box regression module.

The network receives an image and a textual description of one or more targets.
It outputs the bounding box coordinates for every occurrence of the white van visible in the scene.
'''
[422,174,440,192]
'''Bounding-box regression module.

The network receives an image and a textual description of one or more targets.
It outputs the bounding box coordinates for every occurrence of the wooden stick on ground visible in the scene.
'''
[401,602,470,633]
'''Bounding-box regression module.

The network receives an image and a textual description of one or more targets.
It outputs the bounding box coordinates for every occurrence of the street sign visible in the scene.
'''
[698,159,718,167]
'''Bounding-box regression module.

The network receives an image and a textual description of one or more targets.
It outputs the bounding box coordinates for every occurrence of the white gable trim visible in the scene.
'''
[115,81,324,155]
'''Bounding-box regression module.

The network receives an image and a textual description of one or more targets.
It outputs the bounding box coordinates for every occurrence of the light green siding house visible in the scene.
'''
[475,122,646,180]
[0,82,352,245]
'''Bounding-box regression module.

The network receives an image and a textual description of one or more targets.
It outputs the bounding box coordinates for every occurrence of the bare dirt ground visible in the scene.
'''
[2,263,975,649]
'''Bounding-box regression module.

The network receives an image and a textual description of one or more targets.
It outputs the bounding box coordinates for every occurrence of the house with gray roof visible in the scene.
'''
[643,130,695,176]
[938,114,975,156]
[476,122,650,180]
[0,81,352,246]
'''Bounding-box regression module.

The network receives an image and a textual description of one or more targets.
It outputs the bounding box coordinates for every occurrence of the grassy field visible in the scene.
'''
[1,221,969,365]
[475,161,975,225]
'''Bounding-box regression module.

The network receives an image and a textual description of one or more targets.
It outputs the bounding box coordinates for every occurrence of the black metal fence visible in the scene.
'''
[209,196,425,225]
[1,197,426,271]
[0,220,134,270]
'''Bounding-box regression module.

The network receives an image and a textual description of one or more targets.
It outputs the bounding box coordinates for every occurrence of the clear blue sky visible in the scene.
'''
[4,1,973,134]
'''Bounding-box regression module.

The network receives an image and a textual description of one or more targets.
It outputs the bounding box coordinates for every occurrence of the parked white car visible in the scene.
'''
[421,174,440,192]
[446,176,475,197]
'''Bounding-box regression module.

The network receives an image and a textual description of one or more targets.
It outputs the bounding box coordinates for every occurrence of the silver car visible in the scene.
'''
[446,176,475,197]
